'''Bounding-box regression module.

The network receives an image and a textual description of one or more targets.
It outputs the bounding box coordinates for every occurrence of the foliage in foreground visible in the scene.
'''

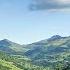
[0,51,70,70]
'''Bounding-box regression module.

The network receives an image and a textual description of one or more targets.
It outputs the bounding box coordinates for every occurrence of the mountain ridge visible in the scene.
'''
[0,35,69,45]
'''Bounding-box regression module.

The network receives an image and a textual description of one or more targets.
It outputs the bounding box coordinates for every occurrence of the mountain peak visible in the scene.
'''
[0,39,13,46]
[0,39,11,47]
[1,39,11,43]
[51,35,62,38]
[2,39,10,41]
[48,35,62,41]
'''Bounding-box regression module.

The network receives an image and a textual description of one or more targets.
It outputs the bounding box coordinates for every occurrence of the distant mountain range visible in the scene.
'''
[0,35,70,66]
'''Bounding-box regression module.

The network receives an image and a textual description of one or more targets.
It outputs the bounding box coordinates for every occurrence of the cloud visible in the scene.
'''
[29,0,70,11]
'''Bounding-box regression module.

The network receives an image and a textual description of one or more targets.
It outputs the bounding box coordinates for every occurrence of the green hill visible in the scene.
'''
[0,35,70,70]
[0,51,50,70]
[25,35,70,67]
[0,59,22,70]
[0,39,28,54]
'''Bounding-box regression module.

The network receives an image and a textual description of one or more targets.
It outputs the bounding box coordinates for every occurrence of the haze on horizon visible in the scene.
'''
[0,0,70,44]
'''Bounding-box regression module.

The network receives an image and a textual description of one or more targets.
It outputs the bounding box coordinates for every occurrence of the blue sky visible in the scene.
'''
[0,0,70,44]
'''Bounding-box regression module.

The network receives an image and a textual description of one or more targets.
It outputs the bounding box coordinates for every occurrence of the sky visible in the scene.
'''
[0,0,70,44]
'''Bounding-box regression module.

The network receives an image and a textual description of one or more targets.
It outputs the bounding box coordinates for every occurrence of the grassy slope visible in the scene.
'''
[0,51,51,70]
[0,59,22,70]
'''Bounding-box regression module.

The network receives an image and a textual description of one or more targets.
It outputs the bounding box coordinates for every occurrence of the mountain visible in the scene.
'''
[47,35,63,41]
[24,35,70,66]
[0,39,28,54]
[25,35,69,57]
[0,35,70,69]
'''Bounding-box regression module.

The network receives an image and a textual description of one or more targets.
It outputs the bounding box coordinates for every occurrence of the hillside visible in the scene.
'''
[0,35,70,70]
[0,39,28,54]
[25,35,70,66]
[0,51,52,70]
